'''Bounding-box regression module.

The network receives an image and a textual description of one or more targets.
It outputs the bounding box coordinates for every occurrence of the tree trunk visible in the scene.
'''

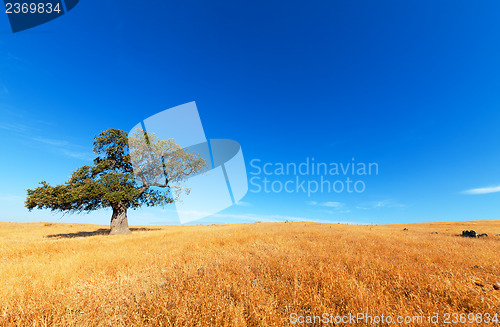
[110,202,131,235]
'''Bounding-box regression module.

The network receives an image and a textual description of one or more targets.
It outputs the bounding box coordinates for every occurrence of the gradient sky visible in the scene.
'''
[1,1,500,225]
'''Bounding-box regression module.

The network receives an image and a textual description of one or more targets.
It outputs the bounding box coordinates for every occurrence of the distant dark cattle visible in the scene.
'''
[403,228,408,231]
[461,230,477,238]
[461,230,488,238]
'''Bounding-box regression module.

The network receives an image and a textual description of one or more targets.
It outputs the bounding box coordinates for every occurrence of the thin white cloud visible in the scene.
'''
[321,209,351,215]
[0,122,28,133]
[322,201,344,208]
[357,200,405,210]
[235,201,251,206]
[462,185,500,195]
[60,149,94,161]
[307,201,344,208]
[32,137,70,147]
[0,117,92,161]
[32,136,93,161]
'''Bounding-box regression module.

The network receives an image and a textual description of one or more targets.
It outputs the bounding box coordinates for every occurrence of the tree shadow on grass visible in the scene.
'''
[45,227,162,239]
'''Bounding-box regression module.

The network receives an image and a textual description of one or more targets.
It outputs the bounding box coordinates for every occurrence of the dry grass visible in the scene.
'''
[0,220,499,326]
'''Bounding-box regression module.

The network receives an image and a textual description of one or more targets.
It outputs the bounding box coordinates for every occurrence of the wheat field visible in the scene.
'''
[0,220,499,326]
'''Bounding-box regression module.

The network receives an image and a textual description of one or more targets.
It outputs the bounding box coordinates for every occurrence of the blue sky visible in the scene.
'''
[1,1,500,225]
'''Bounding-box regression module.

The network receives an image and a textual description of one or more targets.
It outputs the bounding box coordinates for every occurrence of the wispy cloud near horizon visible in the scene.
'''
[306,201,350,214]
[307,201,344,208]
[357,200,405,210]
[235,201,251,206]
[462,185,500,195]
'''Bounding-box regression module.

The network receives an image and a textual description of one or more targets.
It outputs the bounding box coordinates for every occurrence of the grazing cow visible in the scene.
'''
[461,230,477,238]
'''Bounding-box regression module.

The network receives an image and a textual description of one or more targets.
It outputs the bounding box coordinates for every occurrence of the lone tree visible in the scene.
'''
[25,128,207,235]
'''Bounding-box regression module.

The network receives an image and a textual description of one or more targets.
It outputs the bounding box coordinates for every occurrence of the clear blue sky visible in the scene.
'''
[1,1,500,225]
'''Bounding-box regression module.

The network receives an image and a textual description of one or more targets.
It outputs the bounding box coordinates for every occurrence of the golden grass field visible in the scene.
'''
[0,220,499,326]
